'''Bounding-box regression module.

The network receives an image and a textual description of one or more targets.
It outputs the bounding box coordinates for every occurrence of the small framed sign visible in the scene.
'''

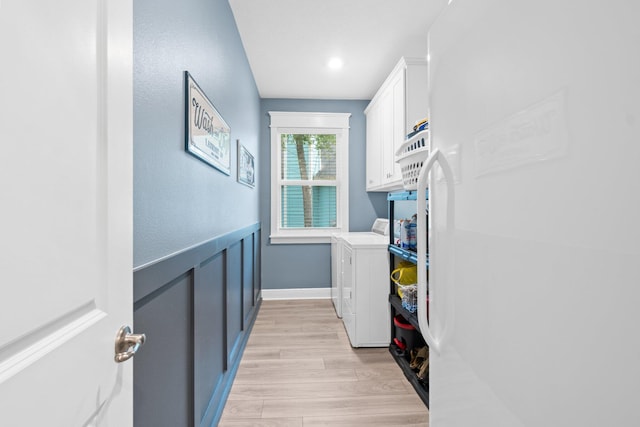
[184,71,231,175]
[237,140,255,188]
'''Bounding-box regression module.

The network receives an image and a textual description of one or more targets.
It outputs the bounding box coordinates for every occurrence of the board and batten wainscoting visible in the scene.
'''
[132,223,261,427]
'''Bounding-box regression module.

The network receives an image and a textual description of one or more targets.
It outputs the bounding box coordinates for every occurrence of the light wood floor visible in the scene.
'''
[219,299,429,426]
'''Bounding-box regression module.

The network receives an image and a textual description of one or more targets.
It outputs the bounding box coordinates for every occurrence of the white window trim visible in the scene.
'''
[269,111,350,244]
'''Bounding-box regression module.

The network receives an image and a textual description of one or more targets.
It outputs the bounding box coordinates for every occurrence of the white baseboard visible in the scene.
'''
[261,287,331,300]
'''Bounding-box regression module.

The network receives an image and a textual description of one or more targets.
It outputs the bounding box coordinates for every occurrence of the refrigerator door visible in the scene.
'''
[428,1,640,426]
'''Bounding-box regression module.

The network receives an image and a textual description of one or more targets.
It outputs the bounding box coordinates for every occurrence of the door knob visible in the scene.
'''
[114,325,146,363]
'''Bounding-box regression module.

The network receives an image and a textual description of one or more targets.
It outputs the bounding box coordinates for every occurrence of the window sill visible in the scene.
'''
[269,233,337,244]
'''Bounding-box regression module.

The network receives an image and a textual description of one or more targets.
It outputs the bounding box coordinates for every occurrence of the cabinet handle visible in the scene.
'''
[417,148,455,355]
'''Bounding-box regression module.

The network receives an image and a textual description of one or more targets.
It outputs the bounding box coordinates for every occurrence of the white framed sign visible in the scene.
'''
[184,71,231,174]
[237,140,255,188]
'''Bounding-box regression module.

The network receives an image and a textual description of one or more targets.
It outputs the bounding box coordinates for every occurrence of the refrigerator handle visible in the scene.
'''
[417,148,455,355]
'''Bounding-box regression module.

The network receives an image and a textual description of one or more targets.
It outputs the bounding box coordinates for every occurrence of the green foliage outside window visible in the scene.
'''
[280,134,337,228]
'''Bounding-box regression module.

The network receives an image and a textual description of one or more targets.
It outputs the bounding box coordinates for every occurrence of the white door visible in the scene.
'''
[426,1,640,425]
[0,0,135,426]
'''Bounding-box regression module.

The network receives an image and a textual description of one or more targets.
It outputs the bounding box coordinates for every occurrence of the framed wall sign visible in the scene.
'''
[184,71,231,175]
[237,140,255,188]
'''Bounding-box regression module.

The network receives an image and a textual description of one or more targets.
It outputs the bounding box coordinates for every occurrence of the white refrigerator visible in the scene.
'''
[418,0,640,425]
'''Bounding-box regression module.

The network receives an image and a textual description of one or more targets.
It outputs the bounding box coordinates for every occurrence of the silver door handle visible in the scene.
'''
[114,325,146,363]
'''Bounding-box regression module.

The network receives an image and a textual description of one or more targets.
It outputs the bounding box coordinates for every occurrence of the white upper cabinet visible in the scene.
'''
[365,57,428,192]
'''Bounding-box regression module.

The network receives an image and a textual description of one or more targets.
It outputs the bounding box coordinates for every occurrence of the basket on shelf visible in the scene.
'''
[395,129,430,190]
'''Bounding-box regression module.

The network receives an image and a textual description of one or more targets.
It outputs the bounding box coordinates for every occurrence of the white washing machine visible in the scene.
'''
[331,218,388,318]
[331,219,390,347]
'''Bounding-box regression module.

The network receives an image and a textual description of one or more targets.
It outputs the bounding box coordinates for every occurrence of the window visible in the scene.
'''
[269,112,350,244]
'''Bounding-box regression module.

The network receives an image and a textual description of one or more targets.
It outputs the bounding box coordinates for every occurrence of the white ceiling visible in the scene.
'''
[228,0,446,100]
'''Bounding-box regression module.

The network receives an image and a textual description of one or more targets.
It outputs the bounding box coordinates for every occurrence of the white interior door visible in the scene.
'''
[0,0,134,425]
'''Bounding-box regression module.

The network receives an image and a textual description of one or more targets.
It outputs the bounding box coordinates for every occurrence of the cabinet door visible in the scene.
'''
[365,103,382,190]
[380,88,394,184]
[391,69,407,166]
[382,70,404,188]
[404,61,429,134]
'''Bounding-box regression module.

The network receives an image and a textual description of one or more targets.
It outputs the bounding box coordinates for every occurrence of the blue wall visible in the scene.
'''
[260,99,388,290]
[134,0,260,268]
[132,0,387,286]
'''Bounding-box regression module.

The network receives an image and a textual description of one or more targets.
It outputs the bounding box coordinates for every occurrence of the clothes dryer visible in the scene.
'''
[331,219,390,347]
[331,218,388,318]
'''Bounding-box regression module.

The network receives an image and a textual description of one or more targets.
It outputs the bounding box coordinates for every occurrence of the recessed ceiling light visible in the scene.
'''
[328,57,343,70]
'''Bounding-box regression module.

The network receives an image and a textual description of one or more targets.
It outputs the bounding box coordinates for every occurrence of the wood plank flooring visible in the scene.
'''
[219,299,429,426]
